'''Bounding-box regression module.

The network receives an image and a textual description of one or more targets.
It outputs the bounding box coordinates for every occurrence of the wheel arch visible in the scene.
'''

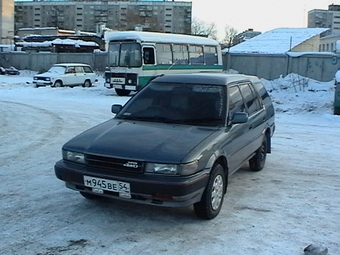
[212,156,228,194]
[53,79,63,87]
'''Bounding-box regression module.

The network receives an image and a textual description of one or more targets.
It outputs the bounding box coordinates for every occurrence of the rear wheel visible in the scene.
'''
[194,163,226,220]
[115,88,131,96]
[249,135,267,171]
[83,79,92,87]
[79,191,102,199]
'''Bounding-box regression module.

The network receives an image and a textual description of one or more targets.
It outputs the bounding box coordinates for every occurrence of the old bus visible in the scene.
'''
[104,31,223,96]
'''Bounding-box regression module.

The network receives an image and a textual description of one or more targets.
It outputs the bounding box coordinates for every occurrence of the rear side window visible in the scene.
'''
[239,83,262,115]
[83,66,93,73]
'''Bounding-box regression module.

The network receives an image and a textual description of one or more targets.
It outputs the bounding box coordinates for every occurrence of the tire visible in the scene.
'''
[79,191,102,199]
[194,163,226,220]
[115,88,131,96]
[53,80,63,88]
[83,79,92,87]
[249,135,267,171]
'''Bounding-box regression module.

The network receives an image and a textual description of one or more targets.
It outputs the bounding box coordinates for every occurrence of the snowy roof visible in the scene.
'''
[225,28,329,54]
[104,31,219,46]
[17,38,98,48]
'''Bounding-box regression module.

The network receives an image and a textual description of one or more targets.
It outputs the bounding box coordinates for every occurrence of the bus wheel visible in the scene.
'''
[115,89,131,96]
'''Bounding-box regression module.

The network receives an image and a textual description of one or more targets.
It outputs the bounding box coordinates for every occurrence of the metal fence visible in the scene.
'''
[0,51,338,81]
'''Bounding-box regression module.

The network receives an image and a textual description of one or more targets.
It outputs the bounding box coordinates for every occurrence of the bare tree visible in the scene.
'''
[191,18,218,39]
[222,25,238,51]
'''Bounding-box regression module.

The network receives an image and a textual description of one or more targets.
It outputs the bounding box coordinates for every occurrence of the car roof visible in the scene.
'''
[150,73,260,86]
[53,63,91,67]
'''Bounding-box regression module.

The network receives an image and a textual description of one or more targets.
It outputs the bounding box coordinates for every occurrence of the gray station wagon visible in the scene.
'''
[54,73,275,219]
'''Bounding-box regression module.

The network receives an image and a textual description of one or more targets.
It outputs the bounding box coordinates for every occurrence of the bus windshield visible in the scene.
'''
[108,42,142,68]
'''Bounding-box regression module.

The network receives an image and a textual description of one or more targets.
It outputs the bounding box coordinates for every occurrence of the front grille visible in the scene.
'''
[36,77,49,81]
[85,154,144,174]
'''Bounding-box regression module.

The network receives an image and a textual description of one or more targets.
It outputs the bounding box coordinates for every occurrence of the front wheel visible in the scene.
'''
[115,88,131,96]
[52,80,63,88]
[194,163,226,220]
[249,135,267,171]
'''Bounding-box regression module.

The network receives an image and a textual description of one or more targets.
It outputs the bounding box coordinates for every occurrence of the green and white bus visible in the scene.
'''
[104,31,223,96]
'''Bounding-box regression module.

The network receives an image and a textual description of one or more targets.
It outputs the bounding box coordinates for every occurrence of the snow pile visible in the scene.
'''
[261,73,334,114]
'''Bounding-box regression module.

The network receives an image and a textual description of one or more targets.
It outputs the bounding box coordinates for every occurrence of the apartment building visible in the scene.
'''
[0,0,15,45]
[308,4,340,34]
[14,0,192,35]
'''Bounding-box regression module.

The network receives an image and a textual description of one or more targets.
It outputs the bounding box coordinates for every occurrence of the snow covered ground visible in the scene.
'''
[0,71,339,255]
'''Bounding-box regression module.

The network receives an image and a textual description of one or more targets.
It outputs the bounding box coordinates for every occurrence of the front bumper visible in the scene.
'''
[54,160,209,207]
[33,81,53,86]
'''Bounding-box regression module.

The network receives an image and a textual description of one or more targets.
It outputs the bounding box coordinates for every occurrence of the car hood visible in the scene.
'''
[63,119,219,163]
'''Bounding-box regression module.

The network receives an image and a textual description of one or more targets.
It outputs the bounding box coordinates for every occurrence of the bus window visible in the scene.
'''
[143,47,155,65]
[173,44,189,65]
[156,43,172,64]
[204,46,218,65]
[189,45,204,65]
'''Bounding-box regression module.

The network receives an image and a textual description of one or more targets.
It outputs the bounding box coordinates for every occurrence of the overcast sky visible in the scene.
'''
[191,0,337,39]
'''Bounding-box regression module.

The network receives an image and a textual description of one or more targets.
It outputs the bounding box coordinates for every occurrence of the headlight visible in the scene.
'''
[33,77,37,80]
[46,77,51,81]
[106,78,111,83]
[62,150,85,164]
[146,161,198,176]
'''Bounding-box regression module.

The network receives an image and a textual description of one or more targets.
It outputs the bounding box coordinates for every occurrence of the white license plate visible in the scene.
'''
[83,175,131,198]
[112,78,125,84]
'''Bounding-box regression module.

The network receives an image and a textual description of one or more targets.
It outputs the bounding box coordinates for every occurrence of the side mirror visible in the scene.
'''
[111,104,123,114]
[231,112,248,124]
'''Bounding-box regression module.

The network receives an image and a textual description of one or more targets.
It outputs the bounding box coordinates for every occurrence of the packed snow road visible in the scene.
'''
[0,82,339,255]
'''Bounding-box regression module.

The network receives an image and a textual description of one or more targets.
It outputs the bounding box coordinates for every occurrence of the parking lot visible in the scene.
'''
[0,75,339,255]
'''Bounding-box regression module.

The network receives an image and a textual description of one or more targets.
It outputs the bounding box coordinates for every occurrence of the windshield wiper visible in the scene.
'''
[182,118,223,125]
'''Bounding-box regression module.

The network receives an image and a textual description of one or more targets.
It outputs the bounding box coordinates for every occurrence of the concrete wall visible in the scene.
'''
[0,52,108,72]
[224,52,338,82]
[0,51,338,82]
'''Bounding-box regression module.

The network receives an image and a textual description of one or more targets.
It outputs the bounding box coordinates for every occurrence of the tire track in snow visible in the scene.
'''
[0,100,64,168]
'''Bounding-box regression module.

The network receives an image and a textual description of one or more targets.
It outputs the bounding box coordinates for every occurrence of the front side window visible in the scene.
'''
[75,66,84,73]
[229,85,245,116]
[239,83,261,115]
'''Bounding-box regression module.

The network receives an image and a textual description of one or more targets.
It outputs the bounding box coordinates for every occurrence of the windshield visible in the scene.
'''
[48,66,66,74]
[116,82,226,126]
[108,42,142,68]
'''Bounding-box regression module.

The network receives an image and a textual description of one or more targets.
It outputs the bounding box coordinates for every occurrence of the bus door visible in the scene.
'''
[141,46,157,84]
